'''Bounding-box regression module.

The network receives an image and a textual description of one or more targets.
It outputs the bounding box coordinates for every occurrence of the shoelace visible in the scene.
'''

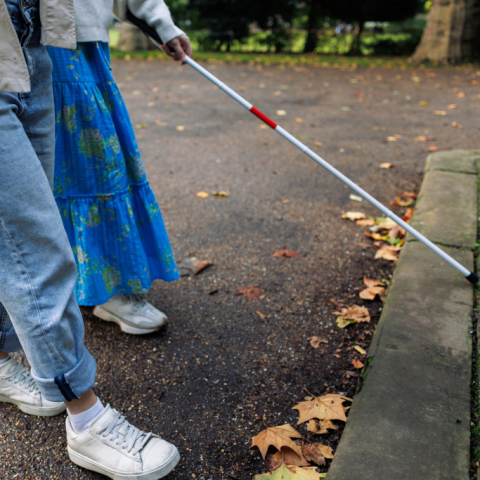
[98,410,152,456]
[124,294,150,312]
[8,365,39,394]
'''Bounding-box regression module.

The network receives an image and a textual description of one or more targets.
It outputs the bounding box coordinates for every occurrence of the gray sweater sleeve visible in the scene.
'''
[127,0,184,44]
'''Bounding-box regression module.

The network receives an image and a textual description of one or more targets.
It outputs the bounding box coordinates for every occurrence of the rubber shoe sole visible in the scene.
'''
[67,445,180,480]
[0,394,66,416]
[92,306,166,335]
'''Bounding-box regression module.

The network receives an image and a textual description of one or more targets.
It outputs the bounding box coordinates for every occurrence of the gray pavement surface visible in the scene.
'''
[328,152,477,480]
[1,59,480,479]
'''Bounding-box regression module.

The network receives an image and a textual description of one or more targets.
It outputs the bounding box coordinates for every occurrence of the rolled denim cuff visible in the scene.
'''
[31,346,96,402]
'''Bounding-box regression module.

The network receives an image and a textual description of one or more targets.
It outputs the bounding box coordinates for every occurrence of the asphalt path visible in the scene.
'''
[1,58,479,479]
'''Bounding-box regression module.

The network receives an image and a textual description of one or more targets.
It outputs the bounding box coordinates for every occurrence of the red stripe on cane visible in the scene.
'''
[250,107,277,129]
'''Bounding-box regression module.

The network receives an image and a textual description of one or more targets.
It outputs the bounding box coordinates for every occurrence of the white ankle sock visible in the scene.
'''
[0,355,10,367]
[68,397,104,435]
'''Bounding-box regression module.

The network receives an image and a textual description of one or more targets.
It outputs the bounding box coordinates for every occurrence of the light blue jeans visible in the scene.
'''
[0,0,96,402]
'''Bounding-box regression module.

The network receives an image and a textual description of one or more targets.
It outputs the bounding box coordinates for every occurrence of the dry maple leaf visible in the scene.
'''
[273,248,299,259]
[255,464,326,480]
[251,424,303,459]
[238,286,262,301]
[307,419,337,435]
[352,359,364,369]
[375,245,401,263]
[359,278,386,301]
[333,305,370,323]
[292,394,352,424]
[307,337,328,349]
[341,211,366,221]
[301,443,334,466]
[265,447,310,471]
[356,218,376,226]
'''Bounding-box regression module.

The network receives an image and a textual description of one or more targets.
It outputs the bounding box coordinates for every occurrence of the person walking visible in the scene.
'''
[48,0,192,335]
[0,0,190,477]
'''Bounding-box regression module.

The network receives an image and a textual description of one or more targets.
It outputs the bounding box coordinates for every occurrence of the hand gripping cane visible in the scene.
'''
[126,11,479,285]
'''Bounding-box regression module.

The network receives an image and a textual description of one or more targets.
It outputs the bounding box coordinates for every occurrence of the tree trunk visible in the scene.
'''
[347,20,364,55]
[411,0,480,63]
[117,23,156,51]
[303,0,321,53]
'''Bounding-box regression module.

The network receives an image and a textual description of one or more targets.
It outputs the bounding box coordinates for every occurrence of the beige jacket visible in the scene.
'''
[0,0,76,93]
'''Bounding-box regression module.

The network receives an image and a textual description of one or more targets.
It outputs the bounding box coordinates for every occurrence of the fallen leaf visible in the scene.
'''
[196,191,209,198]
[350,194,362,202]
[282,199,290,204]
[387,136,398,142]
[295,118,303,123]
[301,443,334,466]
[292,394,352,424]
[375,244,401,263]
[176,125,186,131]
[135,124,148,129]
[314,141,323,147]
[212,191,230,197]
[359,286,385,301]
[402,208,414,222]
[380,163,394,169]
[413,135,435,141]
[238,286,262,301]
[390,197,412,207]
[333,305,370,323]
[354,345,367,355]
[259,125,268,129]
[352,359,364,369]
[451,122,463,128]
[336,317,356,328]
[448,104,459,109]
[255,464,326,480]
[265,448,310,472]
[307,337,328,349]
[273,248,299,259]
[418,100,429,106]
[178,257,212,276]
[147,102,155,107]
[456,91,465,97]
[427,145,439,152]
[273,91,282,96]
[259,83,266,88]
[256,311,265,318]
[341,211,366,221]
[434,110,447,115]
[307,419,337,435]
[356,219,376,226]
[276,110,287,116]
[251,424,303,459]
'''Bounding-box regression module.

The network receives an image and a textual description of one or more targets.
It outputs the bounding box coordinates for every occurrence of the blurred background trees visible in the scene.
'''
[115,0,480,63]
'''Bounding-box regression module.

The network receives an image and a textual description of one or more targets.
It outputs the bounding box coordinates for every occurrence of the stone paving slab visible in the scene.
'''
[327,151,478,480]
[328,243,473,480]
[407,169,477,249]
[425,150,480,175]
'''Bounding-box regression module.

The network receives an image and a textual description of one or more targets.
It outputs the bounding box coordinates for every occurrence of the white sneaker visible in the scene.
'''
[93,294,168,335]
[67,404,180,480]
[0,357,66,416]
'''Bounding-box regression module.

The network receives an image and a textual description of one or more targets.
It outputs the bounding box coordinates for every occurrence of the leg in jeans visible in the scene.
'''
[0,0,95,402]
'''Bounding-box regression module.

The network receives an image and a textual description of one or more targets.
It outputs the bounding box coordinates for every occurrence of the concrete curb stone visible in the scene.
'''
[327,150,478,480]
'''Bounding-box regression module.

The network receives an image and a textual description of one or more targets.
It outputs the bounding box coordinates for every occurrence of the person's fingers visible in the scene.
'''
[166,37,186,63]
[160,44,174,59]
[180,36,193,58]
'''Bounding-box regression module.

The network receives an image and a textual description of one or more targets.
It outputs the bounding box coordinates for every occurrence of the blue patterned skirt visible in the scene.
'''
[47,42,179,306]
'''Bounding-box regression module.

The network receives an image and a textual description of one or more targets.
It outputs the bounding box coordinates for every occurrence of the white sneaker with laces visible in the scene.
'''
[0,357,66,416]
[67,404,180,480]
[93,294,168,335]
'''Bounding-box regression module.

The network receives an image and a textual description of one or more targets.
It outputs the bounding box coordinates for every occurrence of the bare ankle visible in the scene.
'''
[0,352,9,360]
[66,388,98,415]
